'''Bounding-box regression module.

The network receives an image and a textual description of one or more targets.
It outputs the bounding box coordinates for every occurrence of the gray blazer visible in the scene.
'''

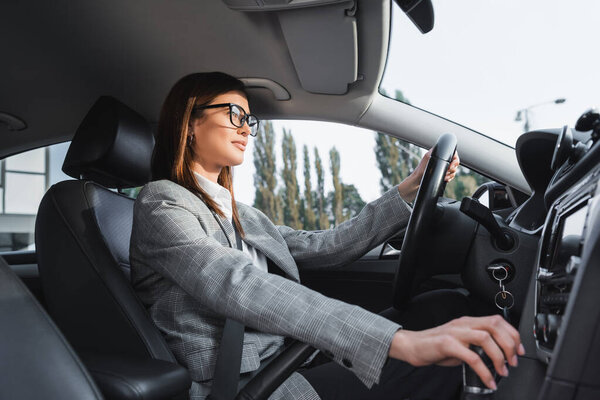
[130,179,412,399]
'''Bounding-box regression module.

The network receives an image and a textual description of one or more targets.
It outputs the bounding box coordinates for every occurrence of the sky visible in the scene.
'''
[234,0,600,205]
[381,0,600,146]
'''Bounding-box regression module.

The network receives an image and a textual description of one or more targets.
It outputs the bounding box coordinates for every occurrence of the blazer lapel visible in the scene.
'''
[196,196,299,282]
[212,214,236,249]
[240,218,300,282]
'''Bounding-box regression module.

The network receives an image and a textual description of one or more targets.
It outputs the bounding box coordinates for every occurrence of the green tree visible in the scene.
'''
[329,147,345,226]
[375,132,402,192]
[328,183,366,221]
[374,89,421,193]
[302,145,317,230]
[342,184,365,219]
[121,186,142,199]
[314,147,329,229]
[374,133,421,193]
[281,129,302,229]
[392,88,410,104]
[444,167,488,200]
[253,121,283,224]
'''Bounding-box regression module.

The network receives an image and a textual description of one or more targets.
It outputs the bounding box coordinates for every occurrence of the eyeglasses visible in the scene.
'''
[193,103,259,137]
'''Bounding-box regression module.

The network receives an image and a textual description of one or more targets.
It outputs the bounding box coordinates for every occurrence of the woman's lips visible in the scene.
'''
[232,141,247,151]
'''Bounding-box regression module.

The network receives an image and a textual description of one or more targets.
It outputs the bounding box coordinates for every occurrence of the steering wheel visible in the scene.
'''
[392,133,457,310]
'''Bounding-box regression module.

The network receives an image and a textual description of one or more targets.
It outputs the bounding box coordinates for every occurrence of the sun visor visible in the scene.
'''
[223,0,358,95]
[222,0,352,12]
[277,2,358,95]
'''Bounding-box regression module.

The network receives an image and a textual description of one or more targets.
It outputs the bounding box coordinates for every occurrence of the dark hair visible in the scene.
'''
[152,72,247,235]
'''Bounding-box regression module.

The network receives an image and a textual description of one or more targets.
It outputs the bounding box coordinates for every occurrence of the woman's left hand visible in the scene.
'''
[445,151,460,182]
[413,149,460,184]
[398,149,460,203]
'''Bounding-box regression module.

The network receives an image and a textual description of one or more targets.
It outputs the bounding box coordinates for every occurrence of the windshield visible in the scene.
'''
[381,0,600,147]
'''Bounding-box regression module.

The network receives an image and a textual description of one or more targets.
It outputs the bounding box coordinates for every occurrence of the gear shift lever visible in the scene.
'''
[461,345,498,399]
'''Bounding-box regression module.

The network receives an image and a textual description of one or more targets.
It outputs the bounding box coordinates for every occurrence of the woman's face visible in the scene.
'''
[189,90,251,173]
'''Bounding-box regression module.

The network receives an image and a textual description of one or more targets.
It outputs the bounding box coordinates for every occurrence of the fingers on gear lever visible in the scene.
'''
[461,345,499,399]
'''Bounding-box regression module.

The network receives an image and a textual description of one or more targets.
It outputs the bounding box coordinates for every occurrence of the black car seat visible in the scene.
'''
[35,95,314,400]
[35,96,191,400]
[0,256,104,400]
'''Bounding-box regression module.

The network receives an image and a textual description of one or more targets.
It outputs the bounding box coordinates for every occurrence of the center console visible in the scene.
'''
[534,165,598,363]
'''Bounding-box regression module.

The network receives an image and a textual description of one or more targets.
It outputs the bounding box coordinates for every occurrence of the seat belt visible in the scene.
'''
[208,227,245,400]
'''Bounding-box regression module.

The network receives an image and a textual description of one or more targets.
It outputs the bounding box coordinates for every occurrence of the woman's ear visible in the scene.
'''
[187,126,195,145]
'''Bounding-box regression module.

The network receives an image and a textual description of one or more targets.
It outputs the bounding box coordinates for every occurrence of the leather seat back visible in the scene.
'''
[35,96,174,361]
[0,257,104,399]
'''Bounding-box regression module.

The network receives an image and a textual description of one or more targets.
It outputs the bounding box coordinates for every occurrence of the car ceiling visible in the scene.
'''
[0,0,390,158]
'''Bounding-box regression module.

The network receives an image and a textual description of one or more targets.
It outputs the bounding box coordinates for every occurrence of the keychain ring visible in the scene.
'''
[492,266,508,281]
[494,291,514,310]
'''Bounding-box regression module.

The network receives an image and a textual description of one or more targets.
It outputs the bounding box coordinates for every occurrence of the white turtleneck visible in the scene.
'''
[194,172,269,273]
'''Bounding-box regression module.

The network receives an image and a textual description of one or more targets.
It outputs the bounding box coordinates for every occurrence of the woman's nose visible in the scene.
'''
[237,124,250,136]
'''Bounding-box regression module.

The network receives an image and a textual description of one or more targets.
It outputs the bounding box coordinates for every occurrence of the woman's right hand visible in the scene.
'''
[388,315,525,390]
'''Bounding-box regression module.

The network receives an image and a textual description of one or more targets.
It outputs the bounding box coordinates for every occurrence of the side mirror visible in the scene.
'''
[393,0,435,34]
[474,186,491,208]
[473,182,520,211]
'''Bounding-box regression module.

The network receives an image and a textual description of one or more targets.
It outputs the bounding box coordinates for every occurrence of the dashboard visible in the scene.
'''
[496,114,600,399]
[535,169,595,361]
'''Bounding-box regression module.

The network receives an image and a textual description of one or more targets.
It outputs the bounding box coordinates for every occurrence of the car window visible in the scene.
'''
[120,186,142,198]
[373,128,489,201]
[234,120,374,230]
[0,128,488,253]
[381,1,599,147]
[233,120,488,229]
[0,142,71,253]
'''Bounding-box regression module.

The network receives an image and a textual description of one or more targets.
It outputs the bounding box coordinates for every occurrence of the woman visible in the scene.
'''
[130,72,523,399]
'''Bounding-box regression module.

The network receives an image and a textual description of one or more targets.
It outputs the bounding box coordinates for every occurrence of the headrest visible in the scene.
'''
[63,96,154,188]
